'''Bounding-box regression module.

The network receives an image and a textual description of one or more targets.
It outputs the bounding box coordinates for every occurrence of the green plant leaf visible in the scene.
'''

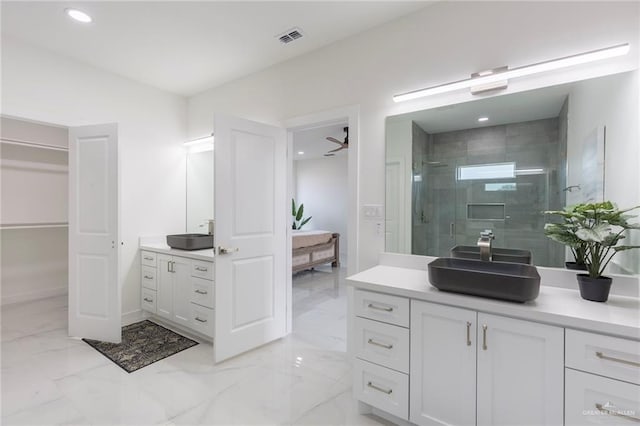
[296,204,304,221]
[292,198,296,217]
[299,216,312,229]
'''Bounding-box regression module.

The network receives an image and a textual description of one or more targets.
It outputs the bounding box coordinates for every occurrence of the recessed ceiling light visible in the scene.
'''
[478,117,489,122]
[65,8,92,23]
[297,151,304,155]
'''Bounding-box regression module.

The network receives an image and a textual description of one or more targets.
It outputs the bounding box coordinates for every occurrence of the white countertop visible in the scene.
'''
[140,242,214,262]
[348,265,640,340]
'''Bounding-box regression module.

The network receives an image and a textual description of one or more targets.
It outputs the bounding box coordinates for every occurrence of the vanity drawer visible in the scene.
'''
[566,329,640,385]
[191,260,214,281]
[191,276,214,309]
[141,266,157,290]
[565,368,640,425]
[190,303,214,337]
[355,317,409,373]
[141,288,157,313]
[141,251,157,267]
[354,358,409,420]
[354,290,409,327]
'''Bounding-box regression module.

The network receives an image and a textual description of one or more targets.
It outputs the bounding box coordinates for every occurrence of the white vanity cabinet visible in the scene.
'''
[475,312,564,426]
[353,290,410,420]
[410,301,477,426]
[409,300,564,426]
[565,330,640,425]
[157,254,192,327]
[140,248,214,338]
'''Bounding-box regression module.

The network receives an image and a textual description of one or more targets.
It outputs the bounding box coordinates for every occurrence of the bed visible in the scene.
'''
[292,230,340,273]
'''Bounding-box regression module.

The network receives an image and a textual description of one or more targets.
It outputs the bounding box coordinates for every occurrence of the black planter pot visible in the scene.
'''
[576,274,612,302]
[565,261,587,271]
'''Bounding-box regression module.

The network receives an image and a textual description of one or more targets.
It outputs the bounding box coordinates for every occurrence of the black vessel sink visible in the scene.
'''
[450,246,532,265]
[166,234,214,250]
[428,257,540,303]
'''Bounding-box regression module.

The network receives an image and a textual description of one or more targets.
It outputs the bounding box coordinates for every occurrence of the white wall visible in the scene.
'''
[566,70,640,273]
[294,155,348,261]
[1,36,188,317]
[188,1,639,271]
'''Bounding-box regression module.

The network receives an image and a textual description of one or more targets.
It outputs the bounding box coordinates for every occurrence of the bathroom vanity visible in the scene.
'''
[139,238,215,339]
[348,254,640,426]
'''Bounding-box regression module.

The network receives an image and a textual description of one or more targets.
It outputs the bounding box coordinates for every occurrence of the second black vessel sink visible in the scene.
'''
[450,246,532,264]
[428,257,540,303]
[166,234,214,250]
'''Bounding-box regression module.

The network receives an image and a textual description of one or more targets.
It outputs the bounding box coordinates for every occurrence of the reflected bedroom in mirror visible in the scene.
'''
[385,70,639,275]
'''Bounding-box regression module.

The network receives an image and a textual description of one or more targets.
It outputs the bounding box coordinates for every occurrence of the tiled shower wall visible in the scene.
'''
[412,115,567,267]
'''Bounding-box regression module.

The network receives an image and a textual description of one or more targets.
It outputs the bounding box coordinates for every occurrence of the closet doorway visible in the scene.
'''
[1,116,121,343]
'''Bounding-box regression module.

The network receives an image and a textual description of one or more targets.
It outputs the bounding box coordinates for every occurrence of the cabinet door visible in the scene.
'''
[410,301,477,426]
[171,256,191,327]
[476,313,563,426]
[156,254,173,320]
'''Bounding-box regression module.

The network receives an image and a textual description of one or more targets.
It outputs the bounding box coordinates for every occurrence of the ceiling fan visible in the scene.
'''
[324,126,348,156]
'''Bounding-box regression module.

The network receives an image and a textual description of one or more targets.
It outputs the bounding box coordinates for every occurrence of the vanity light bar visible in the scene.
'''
[393,43,630,102]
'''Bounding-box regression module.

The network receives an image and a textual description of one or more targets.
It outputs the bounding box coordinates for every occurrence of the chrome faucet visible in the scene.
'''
[477,230,494,261]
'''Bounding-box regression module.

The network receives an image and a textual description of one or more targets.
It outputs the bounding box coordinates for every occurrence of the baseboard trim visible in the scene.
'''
[1,286,67,306]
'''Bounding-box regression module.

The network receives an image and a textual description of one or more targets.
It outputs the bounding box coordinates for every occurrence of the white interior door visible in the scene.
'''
[68,124,120,343]
[214,114,286,362]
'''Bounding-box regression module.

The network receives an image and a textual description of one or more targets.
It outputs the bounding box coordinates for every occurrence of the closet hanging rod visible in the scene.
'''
[1,137,68,152]
[0,222,69,230]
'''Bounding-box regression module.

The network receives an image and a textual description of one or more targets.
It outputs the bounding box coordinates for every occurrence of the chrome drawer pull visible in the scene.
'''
[596,351,640,368]
[367,338,393,350]
[143,275,153,280]
[195,289,208,295]
[482,325,488,350]
[195,266,208,272]
[596,402,640,422]
[367,381,392,395]
[195,317,207,323]
[143,297,153,303]
[367,303,393,312]
[466,321,472,346]
[143,256,153,261]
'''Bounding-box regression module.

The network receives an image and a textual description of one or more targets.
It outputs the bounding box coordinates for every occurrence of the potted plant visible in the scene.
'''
[544,205,588,270]
[292,198,312,230]
[546,202,640,302]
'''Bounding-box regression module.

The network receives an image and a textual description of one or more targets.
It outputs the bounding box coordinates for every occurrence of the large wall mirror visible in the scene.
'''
[186,146,214,234]
[385,70,639,274]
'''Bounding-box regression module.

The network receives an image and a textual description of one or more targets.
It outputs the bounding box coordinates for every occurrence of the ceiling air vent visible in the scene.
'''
[277,28,303,44]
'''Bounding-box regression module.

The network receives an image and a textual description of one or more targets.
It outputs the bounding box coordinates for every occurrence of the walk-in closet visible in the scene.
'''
[1,116,69,305]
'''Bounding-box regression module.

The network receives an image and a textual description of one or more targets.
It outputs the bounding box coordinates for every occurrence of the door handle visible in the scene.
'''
[218,246,239,255]
[466,321,472,346]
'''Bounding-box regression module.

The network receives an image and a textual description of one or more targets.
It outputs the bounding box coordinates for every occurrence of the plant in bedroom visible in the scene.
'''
[545,202,640,302]
[292,198,312,230]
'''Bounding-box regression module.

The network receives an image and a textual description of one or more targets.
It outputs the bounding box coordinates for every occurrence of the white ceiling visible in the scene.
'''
[1,1,431,96]
[293,123,347,160]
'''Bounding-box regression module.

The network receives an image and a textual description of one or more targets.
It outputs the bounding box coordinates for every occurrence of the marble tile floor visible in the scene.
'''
[1,266,391,425]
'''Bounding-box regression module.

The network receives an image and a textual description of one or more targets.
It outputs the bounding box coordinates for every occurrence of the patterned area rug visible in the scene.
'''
[83,320,198,373]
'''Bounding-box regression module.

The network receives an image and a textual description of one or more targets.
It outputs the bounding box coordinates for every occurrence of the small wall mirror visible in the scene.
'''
[186,146,214,234]
[385,70,639,274]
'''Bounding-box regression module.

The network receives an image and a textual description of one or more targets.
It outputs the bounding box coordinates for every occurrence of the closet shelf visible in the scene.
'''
[1,137,68,152]
[0,222,68,230]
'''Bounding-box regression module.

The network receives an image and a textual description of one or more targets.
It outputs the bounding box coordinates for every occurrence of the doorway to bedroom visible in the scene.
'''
[290,121,349,351]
